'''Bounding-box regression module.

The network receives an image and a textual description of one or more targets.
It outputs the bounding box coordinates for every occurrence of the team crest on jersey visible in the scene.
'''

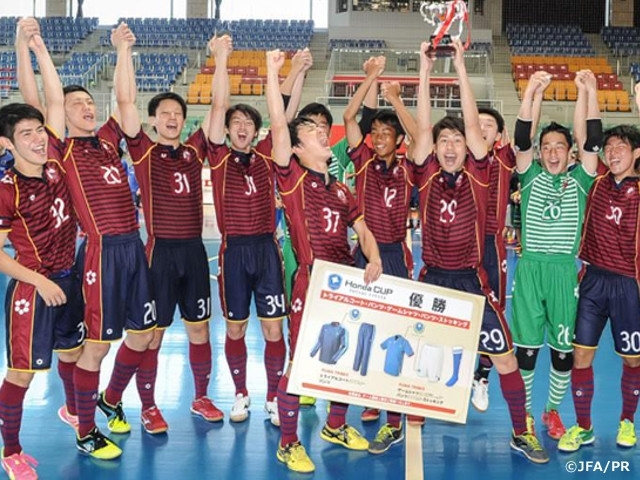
[14,299,30,315]
[85,270,97,285]
[626,186,636,198]
[101,141,110,152]
[336,188,346,203]
[45,166,59,182]
[183,151,191,160]
[311,181,318,188]
[0,175,13,185]
[160,152,168,159]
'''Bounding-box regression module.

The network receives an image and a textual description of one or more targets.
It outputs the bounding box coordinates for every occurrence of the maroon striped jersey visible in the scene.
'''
[414,153,489,270]
[127,128,206,239]
[0,155,76,276]
[485,144,516,235]
[208,135,275,237]
[348,141,414,244]
[276,160,361,267]
[50,117,137,237]
[579,173,640,279]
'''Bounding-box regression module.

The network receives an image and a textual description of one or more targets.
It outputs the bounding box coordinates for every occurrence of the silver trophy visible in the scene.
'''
[420,0,469,57]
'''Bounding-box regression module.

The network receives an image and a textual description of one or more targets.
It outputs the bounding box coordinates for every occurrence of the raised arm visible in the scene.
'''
[207,35,232,144]
[381,81,418,143]
[411,43,435,165]
[514,71,551,172]
[17,19,66,137]
[573,69,601,175]
[111,23,139,137]
[343,56,385,148]
[452,40,485,159]
[16,18,44,114]
[266,50,292,167]
[283,49,313,122]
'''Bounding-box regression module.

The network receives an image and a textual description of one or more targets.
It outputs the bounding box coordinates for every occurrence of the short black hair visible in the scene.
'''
[298,102,333,128]
[432,116,465,142]
[604,124,640,169]
[0,103,45,142]
[540,121,572,148]
[477,107,505,133]
[63,84,93,99]
[371,110,405,139]
[603,124,640,150]
[225,104,262,131]
[148,92,187,118]
[288,116,317,148]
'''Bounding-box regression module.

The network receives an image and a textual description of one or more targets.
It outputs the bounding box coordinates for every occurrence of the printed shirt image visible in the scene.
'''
[381,334,415,376]
[310,322,349,364]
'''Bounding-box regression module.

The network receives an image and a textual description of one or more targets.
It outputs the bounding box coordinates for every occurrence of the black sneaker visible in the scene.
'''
[76,427,122,460]
[368,423,404,454]
[97,391,131,434]
[510,432,549,464]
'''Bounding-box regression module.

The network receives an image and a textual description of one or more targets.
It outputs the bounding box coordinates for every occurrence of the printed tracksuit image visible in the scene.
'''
[310,321,349,364]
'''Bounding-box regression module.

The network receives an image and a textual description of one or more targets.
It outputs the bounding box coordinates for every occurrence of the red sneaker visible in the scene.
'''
[361,408,380,422]
[58,405,79,431]
[542,409,566,440]
[141,406,169,434]
[191,397,224,422]
[1,450,38,480]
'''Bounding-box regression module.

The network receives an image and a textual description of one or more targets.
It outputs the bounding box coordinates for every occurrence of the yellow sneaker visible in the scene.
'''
[320,423,369,450]
[299,396,316,407]
[97,391,131,434]
[558,425,595,453]
[276,442,315,473]
[76,427,122,460]
[616,419,637,448]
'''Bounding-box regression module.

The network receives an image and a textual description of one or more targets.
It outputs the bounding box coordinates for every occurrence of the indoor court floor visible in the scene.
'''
[0,236,635,480]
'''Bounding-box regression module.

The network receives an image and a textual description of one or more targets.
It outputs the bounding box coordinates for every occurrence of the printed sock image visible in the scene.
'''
[445,347,463,387]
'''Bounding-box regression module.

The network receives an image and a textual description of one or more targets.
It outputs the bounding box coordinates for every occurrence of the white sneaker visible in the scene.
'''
[264,399,280,427]
[471,379,489,412]
[230,393,251,422]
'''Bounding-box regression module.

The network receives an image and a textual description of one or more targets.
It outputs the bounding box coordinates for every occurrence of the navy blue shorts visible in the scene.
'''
[148,238,211,328]
[219,234,287,321]
[419,266,513,355]
[575,265,640,356]
[354,241,412,279]
[5,272,84,370]
[77,232,156,341]
[483,234,507,308]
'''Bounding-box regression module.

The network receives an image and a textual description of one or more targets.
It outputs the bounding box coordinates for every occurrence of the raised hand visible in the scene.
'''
[16,17,40,48]
[381,81,402,102]
[527,70,552,97]
[419,42,435,75]
[210,34,232,59]
[267,49,286,72]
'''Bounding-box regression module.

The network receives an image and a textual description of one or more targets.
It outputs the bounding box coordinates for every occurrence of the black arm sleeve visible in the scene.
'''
[358,106,377,136]
[583,119,603,153]
[514,118,533,152]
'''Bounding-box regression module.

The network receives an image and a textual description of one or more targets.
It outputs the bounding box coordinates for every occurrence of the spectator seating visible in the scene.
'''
[100,18,313,51]
[328,39,386,51]
[0,16,97,53]
[0,51,38,94]
[602,26,640,57]
[187,51,292,104]
[512,55,631,111]
[507,24,595,56]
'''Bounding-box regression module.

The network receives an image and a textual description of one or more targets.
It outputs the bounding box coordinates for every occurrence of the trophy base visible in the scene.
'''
[426,34,456,58]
